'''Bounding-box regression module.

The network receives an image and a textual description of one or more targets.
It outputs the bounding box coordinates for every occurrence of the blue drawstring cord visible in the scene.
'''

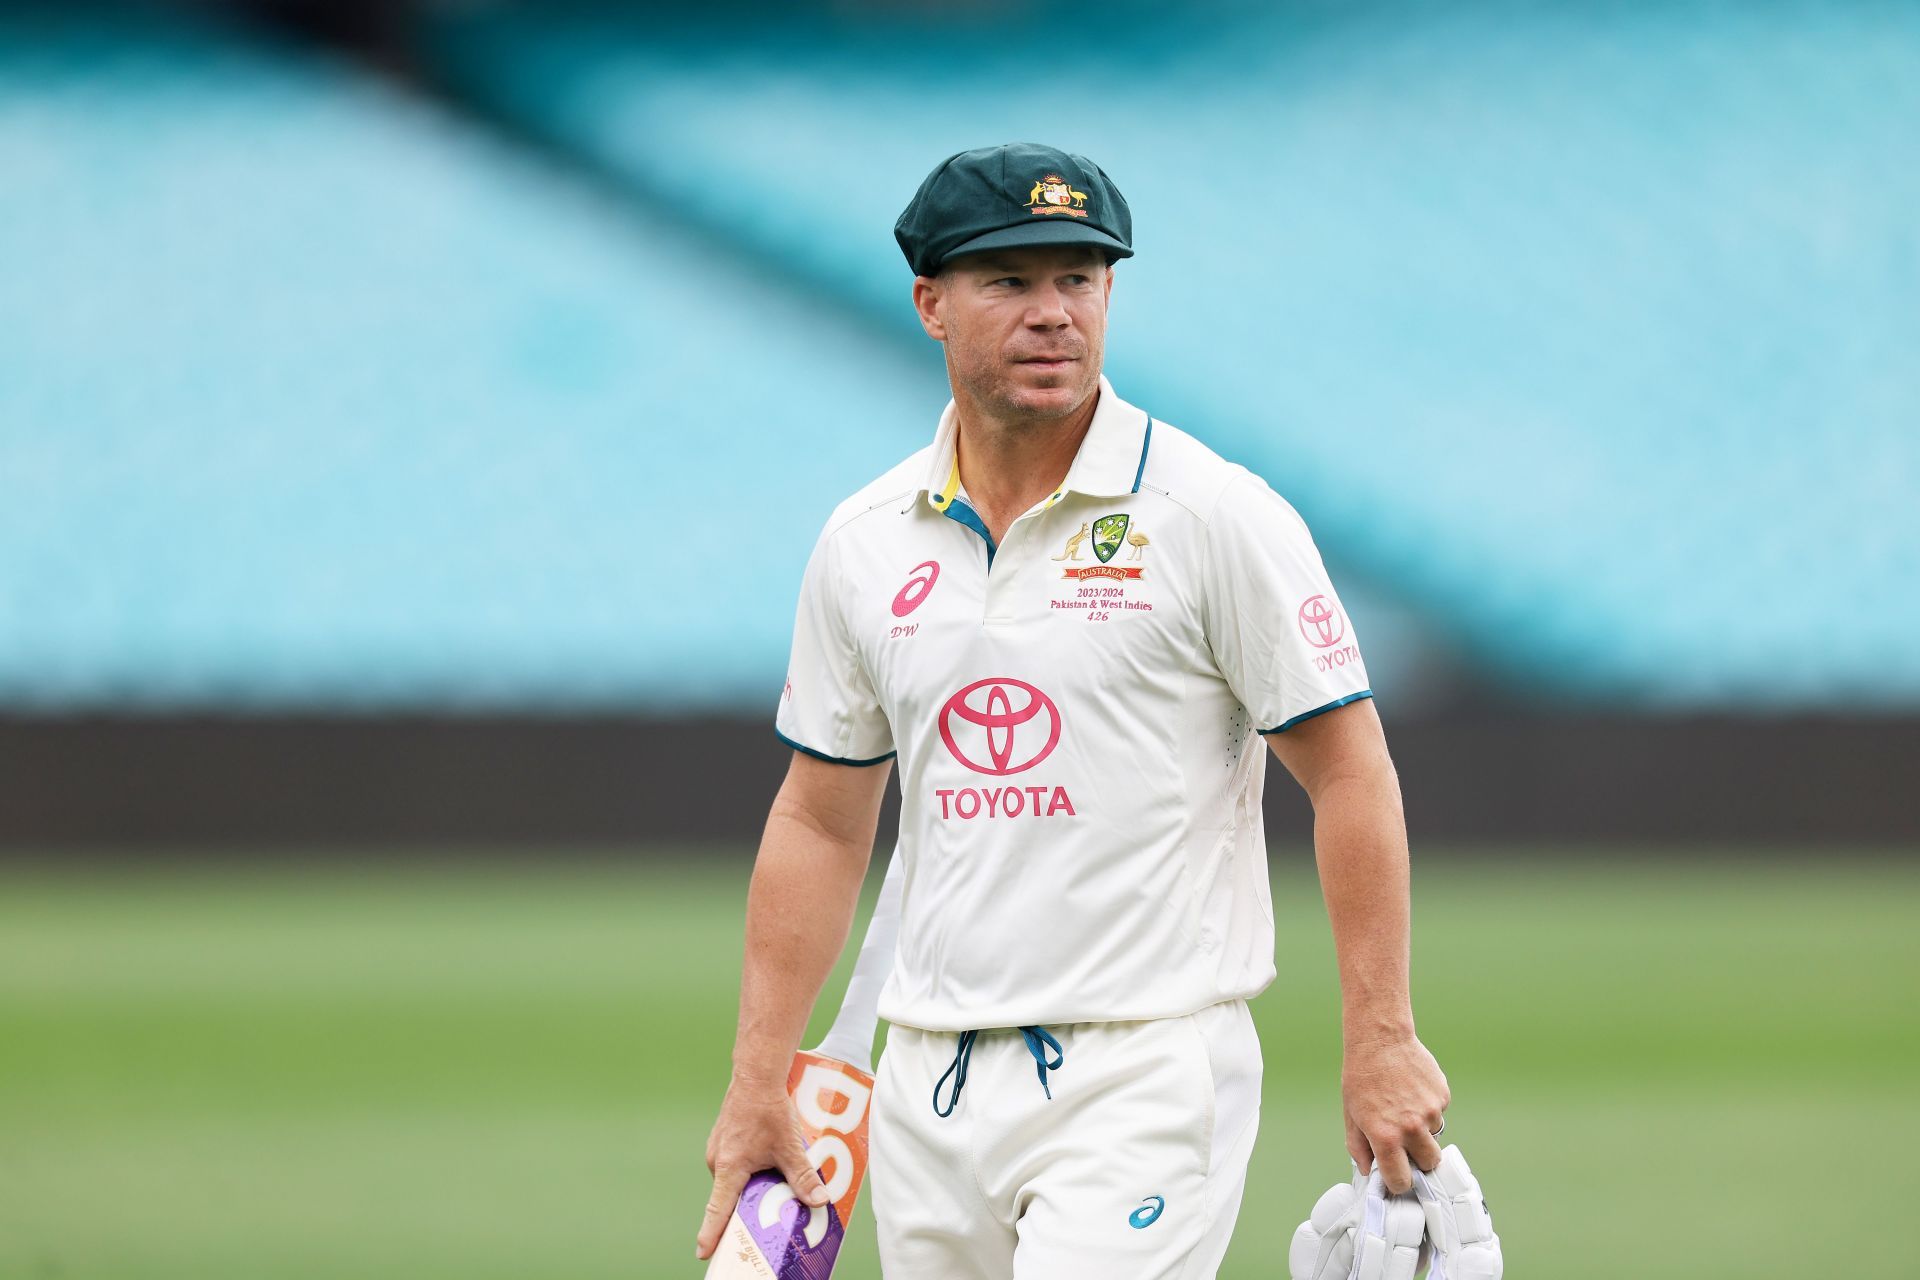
[931,1025,1065,1116]
[1018,1025,1064,1099]
[931,1030,976,1117]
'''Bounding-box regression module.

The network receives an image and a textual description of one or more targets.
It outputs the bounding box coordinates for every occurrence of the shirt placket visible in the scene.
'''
[932,455,1067,627]
[981,486,1067,627]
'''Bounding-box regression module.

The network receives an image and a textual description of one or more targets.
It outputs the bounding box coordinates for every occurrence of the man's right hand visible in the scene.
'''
[695,750,890,1261]
[694,1075,831,1261]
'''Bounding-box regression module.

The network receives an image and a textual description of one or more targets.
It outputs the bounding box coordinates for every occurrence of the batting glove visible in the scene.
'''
[1288,1144,1502,1280]
[1410,1145,1503,1280]
[1288,1161,1426,1280]
[1288,1161,1364,1280]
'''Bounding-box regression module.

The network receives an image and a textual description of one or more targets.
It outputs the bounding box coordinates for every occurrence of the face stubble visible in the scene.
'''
[940,257,1108,432]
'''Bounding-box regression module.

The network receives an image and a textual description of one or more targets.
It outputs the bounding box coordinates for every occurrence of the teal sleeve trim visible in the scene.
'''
[1256,689,1374,735]
[774,727,897,767]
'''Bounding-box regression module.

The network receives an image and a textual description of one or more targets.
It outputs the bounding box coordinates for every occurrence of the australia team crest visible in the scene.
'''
[1055,512,1148,580]
[1091,513,1130,563]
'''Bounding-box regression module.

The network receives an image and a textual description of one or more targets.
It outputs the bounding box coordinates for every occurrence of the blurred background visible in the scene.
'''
[1,0,1915,1276]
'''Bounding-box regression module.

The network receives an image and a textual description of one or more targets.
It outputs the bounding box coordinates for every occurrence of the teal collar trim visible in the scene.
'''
[1131,414,1154,493]
[917,376,1156,507]
[940,495,996,567]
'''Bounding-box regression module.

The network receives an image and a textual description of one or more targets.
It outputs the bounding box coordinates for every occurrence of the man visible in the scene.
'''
[695,142,1451,1277]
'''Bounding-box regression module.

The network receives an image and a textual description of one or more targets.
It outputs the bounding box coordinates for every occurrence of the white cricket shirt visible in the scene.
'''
[775,375,1372,1031]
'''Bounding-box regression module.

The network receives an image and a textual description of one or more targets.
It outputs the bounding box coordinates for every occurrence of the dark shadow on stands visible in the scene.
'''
[1,713,1914,852]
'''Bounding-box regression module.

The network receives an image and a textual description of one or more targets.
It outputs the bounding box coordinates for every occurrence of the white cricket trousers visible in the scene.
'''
[870,998,1263,1279]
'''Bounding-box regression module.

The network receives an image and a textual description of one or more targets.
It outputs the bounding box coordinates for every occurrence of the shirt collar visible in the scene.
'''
[919,374,1154,513]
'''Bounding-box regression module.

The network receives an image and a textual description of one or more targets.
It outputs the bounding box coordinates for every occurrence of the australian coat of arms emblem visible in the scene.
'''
[1025,173,1090,218]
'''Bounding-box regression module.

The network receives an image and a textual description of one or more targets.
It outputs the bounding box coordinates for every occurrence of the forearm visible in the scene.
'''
[730,791,876,1089]
[1311,763,1415,1045]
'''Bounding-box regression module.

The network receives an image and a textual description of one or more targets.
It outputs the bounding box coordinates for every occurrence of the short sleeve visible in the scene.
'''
[1202,472,1373,733]
[774,526,896,765]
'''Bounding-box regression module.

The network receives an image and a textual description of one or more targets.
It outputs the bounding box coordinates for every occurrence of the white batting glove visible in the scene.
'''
[1409,1145,1503,1280]
[1350,1166,1431,1280]
[1288,1161,1427,1280]
[1288,1162,1364,1280]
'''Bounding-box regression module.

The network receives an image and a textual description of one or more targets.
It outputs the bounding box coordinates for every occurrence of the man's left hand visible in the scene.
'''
[1341,1031,1450,1194]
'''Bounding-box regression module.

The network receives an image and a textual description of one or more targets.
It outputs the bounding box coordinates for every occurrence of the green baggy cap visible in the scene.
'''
[894,142,1134,278]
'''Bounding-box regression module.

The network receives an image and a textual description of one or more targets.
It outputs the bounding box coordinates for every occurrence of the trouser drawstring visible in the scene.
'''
[931,1030,976,1117]
[931,1025,1065,1117]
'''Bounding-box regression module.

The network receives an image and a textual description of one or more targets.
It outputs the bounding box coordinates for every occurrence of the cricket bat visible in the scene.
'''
[704,851,903,1278]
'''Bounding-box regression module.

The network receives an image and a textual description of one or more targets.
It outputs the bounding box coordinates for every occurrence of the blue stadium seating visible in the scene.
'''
[0,9,944,709]
[2,4,1914,712]
[428,0,1920,710]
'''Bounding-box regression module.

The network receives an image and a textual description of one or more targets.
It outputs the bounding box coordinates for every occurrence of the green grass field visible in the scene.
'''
[2,852,1916,1278]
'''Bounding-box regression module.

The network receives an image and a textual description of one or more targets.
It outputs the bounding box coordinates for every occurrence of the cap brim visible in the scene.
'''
[937,218,1134,271]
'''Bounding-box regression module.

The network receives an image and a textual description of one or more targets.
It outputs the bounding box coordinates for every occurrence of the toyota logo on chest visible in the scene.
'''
[937,677,1061,775]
